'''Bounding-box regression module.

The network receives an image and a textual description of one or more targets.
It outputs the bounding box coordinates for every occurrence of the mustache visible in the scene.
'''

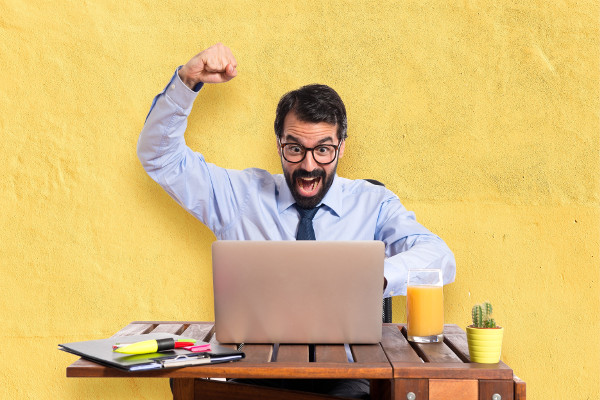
[292,169,325,180]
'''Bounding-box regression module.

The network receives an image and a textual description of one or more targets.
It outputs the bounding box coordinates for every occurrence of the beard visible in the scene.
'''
[284,164,337,209]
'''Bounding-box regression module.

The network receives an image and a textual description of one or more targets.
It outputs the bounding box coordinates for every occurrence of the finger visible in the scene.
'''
[226,52,238,69]
[203,57,225,73]
[218,43,237,69]
[204,44,233,70]
[194,43,238,83]
[225,64,237,77]
[204,56,236,74]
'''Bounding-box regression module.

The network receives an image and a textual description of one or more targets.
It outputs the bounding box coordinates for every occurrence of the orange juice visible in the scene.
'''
[407,285,444,337]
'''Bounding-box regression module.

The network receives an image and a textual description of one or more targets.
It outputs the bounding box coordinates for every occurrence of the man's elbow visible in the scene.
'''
[136,136,156,173]
[442,245,457,285]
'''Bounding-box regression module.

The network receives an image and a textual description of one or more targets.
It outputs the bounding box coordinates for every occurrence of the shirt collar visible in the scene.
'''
[277,174,343,217]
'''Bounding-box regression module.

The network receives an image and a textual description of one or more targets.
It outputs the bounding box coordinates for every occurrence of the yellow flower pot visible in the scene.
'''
[466,326,503,364]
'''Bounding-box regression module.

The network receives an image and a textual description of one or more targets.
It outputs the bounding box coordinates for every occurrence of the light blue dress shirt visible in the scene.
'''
[137,68,456,297]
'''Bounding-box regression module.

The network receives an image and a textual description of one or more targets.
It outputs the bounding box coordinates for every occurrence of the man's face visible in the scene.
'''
[278,111,345,209]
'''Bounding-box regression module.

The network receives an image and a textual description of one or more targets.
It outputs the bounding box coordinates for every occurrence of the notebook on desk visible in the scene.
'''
[59,333,245,371]
[212,240,385,344]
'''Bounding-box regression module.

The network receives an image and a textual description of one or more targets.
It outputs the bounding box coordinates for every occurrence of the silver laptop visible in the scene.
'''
[212,240,385,344]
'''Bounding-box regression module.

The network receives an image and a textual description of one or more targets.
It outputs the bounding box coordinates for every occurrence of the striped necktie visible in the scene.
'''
[295,205,320,240]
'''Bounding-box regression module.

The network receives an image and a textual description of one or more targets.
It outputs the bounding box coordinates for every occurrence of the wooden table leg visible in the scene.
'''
[172,378,195,400]
[479,380,514,400]
[370,379,391,400]
[514,375,526,400]
[393,379,428,400]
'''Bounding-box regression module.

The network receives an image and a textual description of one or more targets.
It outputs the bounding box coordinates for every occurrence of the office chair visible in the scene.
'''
[364,179,392,324]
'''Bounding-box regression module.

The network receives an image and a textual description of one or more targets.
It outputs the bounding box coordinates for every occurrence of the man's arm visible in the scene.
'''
[376,198,456,298]
[137,44,244,232]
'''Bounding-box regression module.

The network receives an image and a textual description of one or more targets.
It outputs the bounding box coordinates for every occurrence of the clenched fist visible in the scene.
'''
[178,43,238,89]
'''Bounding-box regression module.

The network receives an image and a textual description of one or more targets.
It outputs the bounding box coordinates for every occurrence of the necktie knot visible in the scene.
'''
[295,205,320,240]
[297,206,319,221]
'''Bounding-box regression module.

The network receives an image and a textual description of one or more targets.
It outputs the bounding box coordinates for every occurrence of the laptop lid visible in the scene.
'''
[212,240,385,344]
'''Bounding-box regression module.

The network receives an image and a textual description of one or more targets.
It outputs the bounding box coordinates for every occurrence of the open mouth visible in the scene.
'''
[296,176,322,197]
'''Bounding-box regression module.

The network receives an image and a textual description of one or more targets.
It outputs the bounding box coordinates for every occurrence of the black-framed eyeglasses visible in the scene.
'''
[279,140,343,165]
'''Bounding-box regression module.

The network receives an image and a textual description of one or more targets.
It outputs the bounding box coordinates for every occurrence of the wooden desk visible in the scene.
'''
[66,321,525,400]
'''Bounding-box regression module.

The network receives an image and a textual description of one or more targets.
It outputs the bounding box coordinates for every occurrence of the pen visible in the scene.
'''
[113,338,196,354]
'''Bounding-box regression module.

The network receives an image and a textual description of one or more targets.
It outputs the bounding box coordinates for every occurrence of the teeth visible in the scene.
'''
[298,178,319,193]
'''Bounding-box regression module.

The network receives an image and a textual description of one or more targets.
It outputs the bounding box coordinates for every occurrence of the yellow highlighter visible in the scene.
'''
[113,338,196,354]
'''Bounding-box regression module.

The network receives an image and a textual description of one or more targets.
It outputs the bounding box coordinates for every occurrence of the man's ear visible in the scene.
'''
[338,140,346,159]
[276,137,282,157]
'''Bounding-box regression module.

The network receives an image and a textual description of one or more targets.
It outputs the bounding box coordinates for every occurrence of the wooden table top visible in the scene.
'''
[66,322,514,382]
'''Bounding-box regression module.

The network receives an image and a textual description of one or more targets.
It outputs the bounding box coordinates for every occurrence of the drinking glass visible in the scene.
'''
[406,269,444,343]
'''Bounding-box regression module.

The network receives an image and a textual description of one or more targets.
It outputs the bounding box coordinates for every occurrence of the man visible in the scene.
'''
[137,43,455,398]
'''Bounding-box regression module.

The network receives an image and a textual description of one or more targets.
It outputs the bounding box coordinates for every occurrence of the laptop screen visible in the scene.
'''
[212,241,385,344]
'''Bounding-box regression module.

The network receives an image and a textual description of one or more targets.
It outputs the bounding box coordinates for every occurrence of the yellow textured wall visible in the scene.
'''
[1,1,598,399]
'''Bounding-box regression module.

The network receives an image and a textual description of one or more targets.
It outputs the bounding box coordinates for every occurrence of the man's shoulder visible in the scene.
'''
[336,176,393,196]
[220,166,277,179]
[242,168,282,182]
[228,167,284,189]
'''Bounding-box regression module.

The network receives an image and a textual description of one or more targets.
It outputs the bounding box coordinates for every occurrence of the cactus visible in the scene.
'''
[472,304,483,327]
[471,301,497,328]
[484,301,493,318]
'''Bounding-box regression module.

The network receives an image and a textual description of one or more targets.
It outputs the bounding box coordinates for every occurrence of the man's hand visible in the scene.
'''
[178,43,238,89]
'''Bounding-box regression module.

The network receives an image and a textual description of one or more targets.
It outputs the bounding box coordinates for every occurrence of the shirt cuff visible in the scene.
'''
[162,66,204,111]
[383,258,407,298]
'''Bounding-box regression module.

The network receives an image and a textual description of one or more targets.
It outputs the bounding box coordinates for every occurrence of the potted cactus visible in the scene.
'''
[466,301,503,363]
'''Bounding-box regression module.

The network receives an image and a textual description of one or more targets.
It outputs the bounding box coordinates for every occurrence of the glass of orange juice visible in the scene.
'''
[407,269,444,343]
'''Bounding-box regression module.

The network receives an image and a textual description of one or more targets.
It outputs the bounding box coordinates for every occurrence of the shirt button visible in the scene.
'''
[389,291,394,296]
[170,85,175,90]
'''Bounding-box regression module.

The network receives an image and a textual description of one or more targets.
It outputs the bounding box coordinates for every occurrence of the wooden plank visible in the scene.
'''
[412,341,463,363]
[66,358,105,376]
[479,379,514,400]
[442,324,466,335]
[172,378,194,400]
[180,323,214,342]
[351,344,388,364]
[111,323,155,337]
[429,379,478,400]
[400,326,463,363]
[393,379,428,400]
[185,362,390,379]
[240,344,273,363]
[444,332,471,362]
[390,362,513,380]
[194,379,345,400]
[315,345,348,363]
[277,345,309,363]
[514,374,526,400]
[380,324,422,362]
[150,323,186,335]
[67,360,392,379]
